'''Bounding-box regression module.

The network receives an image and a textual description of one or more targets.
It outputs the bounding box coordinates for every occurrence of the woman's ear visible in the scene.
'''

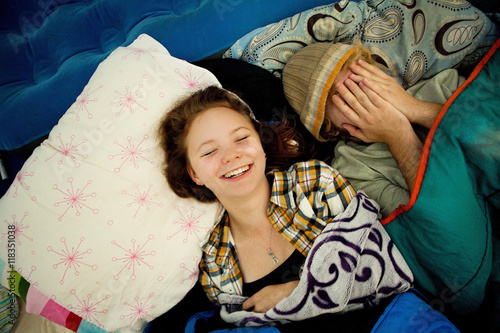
[186,165,204,186]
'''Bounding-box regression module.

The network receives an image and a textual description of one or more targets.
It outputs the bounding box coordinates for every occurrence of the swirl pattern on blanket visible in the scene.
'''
[219,192,413,327]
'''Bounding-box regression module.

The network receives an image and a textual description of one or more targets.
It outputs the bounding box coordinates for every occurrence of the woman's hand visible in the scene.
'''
[348,60,441,129]
[242,281,299,313]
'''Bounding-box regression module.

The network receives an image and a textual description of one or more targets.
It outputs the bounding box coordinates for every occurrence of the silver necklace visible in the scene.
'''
[232,223,279,265]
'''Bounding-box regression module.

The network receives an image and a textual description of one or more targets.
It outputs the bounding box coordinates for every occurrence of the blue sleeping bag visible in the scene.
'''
[180,290,459,333]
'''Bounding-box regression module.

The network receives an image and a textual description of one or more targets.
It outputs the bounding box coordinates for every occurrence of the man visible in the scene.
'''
[283,42,464,217]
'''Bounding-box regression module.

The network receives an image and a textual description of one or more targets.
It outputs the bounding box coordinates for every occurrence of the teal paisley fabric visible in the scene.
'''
[224,0,500,88]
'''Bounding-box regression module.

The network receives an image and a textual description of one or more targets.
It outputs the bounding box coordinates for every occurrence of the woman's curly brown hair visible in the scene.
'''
[158,86,316,202]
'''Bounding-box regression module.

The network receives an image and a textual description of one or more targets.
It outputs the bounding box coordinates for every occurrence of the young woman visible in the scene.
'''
[155,86,413,331]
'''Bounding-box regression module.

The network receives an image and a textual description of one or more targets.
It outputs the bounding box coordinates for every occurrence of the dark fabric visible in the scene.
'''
[243,250,305,298]
[147,281,215,333]
[193,58,297,123]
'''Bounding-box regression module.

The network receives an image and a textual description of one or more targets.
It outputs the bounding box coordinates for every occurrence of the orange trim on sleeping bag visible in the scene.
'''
[382,37,500,226]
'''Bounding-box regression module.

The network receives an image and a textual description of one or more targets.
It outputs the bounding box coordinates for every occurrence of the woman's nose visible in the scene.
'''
[222,147,241,163]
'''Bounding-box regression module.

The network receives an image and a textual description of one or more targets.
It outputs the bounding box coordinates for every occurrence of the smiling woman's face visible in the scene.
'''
[185,107,267,200]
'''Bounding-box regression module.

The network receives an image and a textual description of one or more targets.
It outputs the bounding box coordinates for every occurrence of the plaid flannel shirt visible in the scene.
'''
[199,159,356,304]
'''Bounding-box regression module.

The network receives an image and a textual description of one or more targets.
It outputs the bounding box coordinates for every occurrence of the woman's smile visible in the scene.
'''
[221,163,252,180]
[185,107,268,200]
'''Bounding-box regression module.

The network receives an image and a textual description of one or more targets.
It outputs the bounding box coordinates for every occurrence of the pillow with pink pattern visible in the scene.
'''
[0,34,222,333]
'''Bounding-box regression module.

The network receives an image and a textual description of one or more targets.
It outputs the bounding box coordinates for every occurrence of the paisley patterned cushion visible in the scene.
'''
[224,0,500,87]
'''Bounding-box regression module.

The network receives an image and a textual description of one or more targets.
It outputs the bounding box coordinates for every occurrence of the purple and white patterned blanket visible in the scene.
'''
[219,192,413,327]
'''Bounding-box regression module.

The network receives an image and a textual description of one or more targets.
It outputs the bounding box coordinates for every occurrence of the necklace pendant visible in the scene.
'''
[267,248,278,265]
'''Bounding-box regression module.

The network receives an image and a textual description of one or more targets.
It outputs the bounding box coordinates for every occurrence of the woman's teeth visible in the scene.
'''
[224,165,250,179]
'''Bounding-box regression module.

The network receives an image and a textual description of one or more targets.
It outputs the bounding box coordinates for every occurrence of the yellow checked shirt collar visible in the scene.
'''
[200,209,231,268]
[200,168,294,259]
[268,165,298,210]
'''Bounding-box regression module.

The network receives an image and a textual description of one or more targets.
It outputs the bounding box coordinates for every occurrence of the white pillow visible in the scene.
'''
[0,34,222,333]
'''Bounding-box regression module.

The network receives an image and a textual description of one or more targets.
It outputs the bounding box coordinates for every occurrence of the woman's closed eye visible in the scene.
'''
[202,149,217,157]
[200,135,249,157]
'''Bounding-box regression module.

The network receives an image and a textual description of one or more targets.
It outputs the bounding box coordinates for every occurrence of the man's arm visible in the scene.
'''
[331,141,411,217]
[349,60,442,129]
[332,78,422,192]
[383,128,422,193]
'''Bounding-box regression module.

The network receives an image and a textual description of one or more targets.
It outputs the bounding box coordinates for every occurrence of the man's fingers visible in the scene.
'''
[343,79,375,111]
[356,59,389,78]
[342,124,368,142]
[334,80,376,126]
[358,80,387,108]
[332,94,360,124]
[349,61,385,84]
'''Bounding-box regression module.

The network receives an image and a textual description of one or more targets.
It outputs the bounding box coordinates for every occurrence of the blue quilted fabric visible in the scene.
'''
[0,0,332,151]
